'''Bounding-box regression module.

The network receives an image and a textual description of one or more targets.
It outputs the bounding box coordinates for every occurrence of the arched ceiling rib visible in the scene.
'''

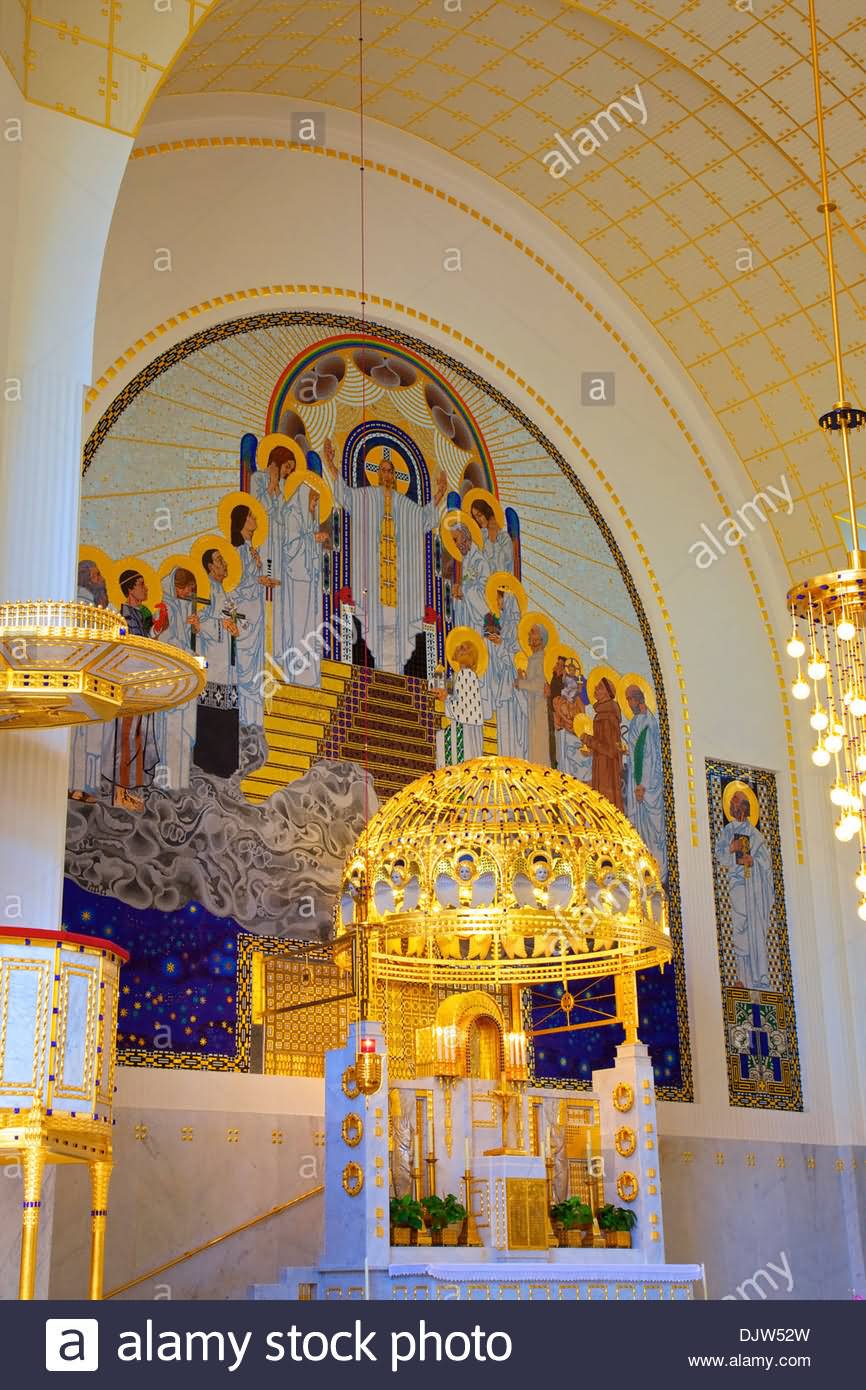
[155,2,866,575]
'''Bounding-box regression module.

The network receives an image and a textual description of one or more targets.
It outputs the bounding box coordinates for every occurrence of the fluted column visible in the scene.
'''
[0,68,131,933]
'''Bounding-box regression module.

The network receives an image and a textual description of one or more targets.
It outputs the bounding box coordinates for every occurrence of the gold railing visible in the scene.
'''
[103,1184,324,1299]
[0,600,124,636]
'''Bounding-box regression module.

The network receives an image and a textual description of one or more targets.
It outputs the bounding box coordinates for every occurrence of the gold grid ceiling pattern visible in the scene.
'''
[158,0,866,580]
[0,0,218,134]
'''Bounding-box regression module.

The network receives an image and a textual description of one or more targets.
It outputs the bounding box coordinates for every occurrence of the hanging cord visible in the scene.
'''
[358,0,371,1029]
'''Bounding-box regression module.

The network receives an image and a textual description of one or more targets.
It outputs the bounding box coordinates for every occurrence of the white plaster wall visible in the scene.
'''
[48,1069,324,1301]
[84,93,865,1152]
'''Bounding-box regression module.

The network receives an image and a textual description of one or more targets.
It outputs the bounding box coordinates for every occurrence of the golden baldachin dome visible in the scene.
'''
[336,757,671,987]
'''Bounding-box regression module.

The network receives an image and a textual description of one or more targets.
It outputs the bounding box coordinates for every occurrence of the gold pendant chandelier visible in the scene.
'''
[786,0,866,915]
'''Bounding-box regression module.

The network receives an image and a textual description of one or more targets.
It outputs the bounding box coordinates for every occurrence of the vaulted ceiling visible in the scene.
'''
[7,1,866,579]
[155,0,866,581]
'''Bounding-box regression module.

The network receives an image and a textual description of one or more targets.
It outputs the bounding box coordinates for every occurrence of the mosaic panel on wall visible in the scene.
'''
[64,311,691,1098]
[706,758,802,1111]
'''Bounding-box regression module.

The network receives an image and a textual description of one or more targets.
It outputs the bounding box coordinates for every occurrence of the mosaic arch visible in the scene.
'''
[66,310,692,1101]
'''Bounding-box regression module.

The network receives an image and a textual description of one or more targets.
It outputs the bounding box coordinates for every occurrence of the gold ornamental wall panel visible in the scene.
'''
[263,955,352,1078]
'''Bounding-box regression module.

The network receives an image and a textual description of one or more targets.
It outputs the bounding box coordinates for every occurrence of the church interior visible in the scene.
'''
[0,0,864,1304]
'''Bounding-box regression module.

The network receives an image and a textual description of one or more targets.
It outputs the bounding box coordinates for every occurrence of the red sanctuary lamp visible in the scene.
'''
[356,1035,382,1096]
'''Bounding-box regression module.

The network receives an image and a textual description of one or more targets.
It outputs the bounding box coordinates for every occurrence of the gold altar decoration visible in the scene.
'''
[0,926,127,1299]
[0,600,206,730]
[342,1162,364,1196]
[337,756,671,1047]
[612,1082,635,1113]
[342,1113,363,1147]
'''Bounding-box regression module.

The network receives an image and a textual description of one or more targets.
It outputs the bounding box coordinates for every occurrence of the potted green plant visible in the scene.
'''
[390,1194,424,1246]
[597,1204,637,1248]
[421,1193,468,1246]
[550,1197,593,1248]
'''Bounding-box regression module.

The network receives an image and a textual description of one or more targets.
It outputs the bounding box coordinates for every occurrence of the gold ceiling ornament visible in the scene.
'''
[0,601,206,732]
[786,0,866,916]
[336,756,671,1044]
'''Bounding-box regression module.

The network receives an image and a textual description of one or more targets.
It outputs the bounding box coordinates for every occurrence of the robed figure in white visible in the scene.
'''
[230,503,279,726]
[437,647,485,766]
[324,441,446,674]
[514,624,550,766]
[481,600,527,758]
[280,482,325,685]
[714,787,772,990]
[451,524,491,634]
[155,565,201,790]
[623,684,667,881]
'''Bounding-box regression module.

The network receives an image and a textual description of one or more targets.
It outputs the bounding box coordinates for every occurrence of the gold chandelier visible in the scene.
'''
[786,1,866,913]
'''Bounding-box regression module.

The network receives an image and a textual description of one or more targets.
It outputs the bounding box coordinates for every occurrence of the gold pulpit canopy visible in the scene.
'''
[0,600,206,730]
[336,756,671,993]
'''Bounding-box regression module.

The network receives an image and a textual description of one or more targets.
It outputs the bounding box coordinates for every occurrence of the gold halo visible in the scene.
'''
[545,641,583,685]
[76,546,115,599]
[617,672,657,720]
[517,610,556,657]
[462,486,506,530]
[363,444,410,494]
[256,431,307,476]
[484,571,527,617]
[190,534,242,593]
[157,553,210,601]
[106,556,161,612]
[217,489,269,548]
[441,509,483,563]
[445,625,488,677]
[723,780,760,826]
[286,465,335,521]
[586,664,621,704]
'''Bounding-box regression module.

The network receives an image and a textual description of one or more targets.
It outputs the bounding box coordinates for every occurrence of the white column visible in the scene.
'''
[0,68,132,932]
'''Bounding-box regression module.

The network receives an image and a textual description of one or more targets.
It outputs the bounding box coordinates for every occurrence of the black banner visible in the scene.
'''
[1,1299,858,1387]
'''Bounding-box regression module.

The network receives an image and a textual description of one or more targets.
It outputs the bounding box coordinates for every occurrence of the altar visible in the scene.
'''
[251,758,703,1301]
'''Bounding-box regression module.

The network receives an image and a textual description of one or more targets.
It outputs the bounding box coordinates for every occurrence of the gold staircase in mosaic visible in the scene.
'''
[240,659,351,804]
[241,661,496,805]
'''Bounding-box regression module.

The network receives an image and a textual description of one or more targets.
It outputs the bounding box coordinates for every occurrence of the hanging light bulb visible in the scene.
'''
[785,0,866,912]
[792,676,810,700]
[787,632,806,658]
[810,704,829,730]
[807,655,827,681]
[835,816,858,841]
[830,781,848,806]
